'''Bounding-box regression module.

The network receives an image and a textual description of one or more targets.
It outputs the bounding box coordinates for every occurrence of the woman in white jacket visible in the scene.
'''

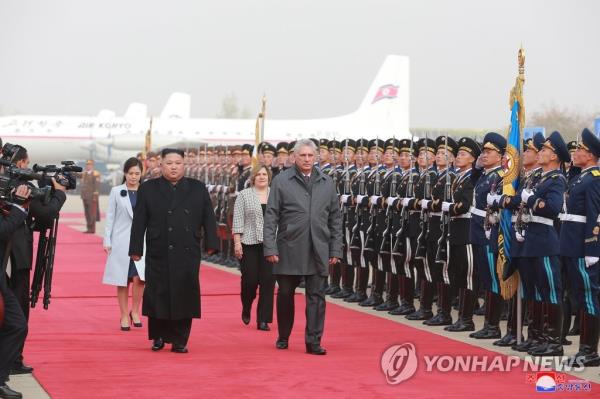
[103,158,146,331]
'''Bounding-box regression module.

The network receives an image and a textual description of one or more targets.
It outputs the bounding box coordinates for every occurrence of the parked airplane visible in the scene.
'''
[0,55,409,164]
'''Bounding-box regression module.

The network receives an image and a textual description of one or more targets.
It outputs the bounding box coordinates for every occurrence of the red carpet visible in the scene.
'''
[25,222,597,398]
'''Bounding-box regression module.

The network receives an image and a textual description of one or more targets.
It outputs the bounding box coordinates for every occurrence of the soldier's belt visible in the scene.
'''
[429,212,442,217]
[409,210,419,215]
[510,214,554,226]
[558,213,586,223]
[469,207,486,218]
[451,213,471,219]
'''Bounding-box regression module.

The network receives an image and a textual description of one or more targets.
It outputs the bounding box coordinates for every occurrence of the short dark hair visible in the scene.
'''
[161,148,185,158]
[11,145,28,163]
[121,157,143,184]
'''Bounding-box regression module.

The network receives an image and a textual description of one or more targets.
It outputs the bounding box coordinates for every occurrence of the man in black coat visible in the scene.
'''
[1,185,32,399]
[6,145,67,375]
[129,148,218,353]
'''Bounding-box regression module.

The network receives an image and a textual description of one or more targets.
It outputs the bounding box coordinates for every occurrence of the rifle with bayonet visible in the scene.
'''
[415,132,432,260]
[364,139,382,254]
[435,132,452,264]
[392,134,415,258]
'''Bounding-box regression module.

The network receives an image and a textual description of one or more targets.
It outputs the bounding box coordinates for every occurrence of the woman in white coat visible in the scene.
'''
[103,157,146,331]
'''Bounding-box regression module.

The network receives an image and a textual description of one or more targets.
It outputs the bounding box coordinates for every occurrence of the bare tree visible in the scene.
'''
[530,103,598,141]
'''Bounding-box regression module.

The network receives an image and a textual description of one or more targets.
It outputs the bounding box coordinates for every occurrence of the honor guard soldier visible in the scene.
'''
[388,138,420,316]
[359,138,386,307]
[422,135,457,326]
[500,131,569,355]
[561,128,600,367]
[325,138,344,296]
[237,144,253,192]
[261,142,276,171]
[497,132,544,350]
[403,137,437,321]
[318,139,332,173]
[332,139,358,299]
[275,142,289,174]
[468,132,506,340]
[287,141,296,168]
[371,138,402,312]
[443,137,481,332]
[345,138,371,303]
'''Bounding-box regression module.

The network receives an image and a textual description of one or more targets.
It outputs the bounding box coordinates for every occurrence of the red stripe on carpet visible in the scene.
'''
[25,224,597,398]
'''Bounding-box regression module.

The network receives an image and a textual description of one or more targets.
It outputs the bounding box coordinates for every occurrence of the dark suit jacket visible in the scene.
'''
[0,207,28,293]
[10,191,66,271]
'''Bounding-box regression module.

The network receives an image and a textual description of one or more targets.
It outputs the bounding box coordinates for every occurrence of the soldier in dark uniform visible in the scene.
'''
[318,139,332,174]
[388,139,420,316]
[423,136,457,326]
[237,144,253,192]
[561,128,600,367]
[404,138,437,321]
[344,139,371,304]
[371,138,402,312]
[332,139,358,299]
[275,142,289,175]
[496,133,544,350]
[287,141,296,168]
[261,142,276,172]
[359,139,386,307]
[325,139,344,296]
[468,132,506,340]
[443,137,481,332]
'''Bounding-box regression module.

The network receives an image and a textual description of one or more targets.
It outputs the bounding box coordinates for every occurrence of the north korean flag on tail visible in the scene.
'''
[372,84,399,104]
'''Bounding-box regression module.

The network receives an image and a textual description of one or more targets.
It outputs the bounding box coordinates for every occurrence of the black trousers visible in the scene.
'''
[240,244,274,323]
[276,274,327,345]
[148,317,192,346]
[0,285,27,383]
[8,268,30,365]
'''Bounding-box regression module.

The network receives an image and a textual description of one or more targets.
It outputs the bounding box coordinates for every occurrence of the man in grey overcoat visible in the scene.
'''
[264,139,343,355]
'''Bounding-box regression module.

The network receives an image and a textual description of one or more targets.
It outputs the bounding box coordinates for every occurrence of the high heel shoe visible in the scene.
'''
[120,319,130,331]
[129,311,143,328]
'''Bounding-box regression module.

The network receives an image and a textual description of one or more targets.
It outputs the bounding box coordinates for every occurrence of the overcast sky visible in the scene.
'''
[0,0,598,129]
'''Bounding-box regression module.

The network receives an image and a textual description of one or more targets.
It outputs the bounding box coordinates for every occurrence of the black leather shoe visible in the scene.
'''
[171,344,188,353]
[512,337,541,352]
[276,338,288,349]
[470,325,501,339]
[424,313,453,326]
[405,309,433,321]
[389,304,415,316]
[493,333,521,347]
[0,384,22,399]
[257,322,270,331]
[359,295,383,307]
[344,292,367,303]
[528,342,564,357]
[151,338,165,351]
[331,289,353,299]
[10,363,33,375]
[374,301,399,312]
[444,319,475,332]
[567,325,580,336]
[561,337,572,345]
[241,307,251,325]
[325,285,341,295]
[306,344,327,355]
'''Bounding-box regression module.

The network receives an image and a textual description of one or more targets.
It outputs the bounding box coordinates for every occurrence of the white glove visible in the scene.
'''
[402,197,411,207]
[585,256,599,268]
[441,202,452,212]
[370,195,381,206]
[421,199,430,209]
[515,231,525,242]
[340,194,350,205]
[207,184,214,192]
[356,195,367,205]
[485,230,491,240]
[521,189,534,203]
[215,185,222,193]
[386,197,397,207]
[487,193,501,206]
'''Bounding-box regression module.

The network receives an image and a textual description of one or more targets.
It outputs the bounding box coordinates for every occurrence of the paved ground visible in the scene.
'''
[10,194,600,398]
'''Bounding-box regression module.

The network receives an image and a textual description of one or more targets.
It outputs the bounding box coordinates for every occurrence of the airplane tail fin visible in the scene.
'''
[353,55,410,136]
[160,92,191,119]
[124,103,148,119]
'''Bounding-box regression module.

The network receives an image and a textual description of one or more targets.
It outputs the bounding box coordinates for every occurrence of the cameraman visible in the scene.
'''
[5,146,67,376]
[0,185,32,399]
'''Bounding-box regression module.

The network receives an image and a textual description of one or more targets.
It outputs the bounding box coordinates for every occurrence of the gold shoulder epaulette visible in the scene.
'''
[592,170,600,177]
